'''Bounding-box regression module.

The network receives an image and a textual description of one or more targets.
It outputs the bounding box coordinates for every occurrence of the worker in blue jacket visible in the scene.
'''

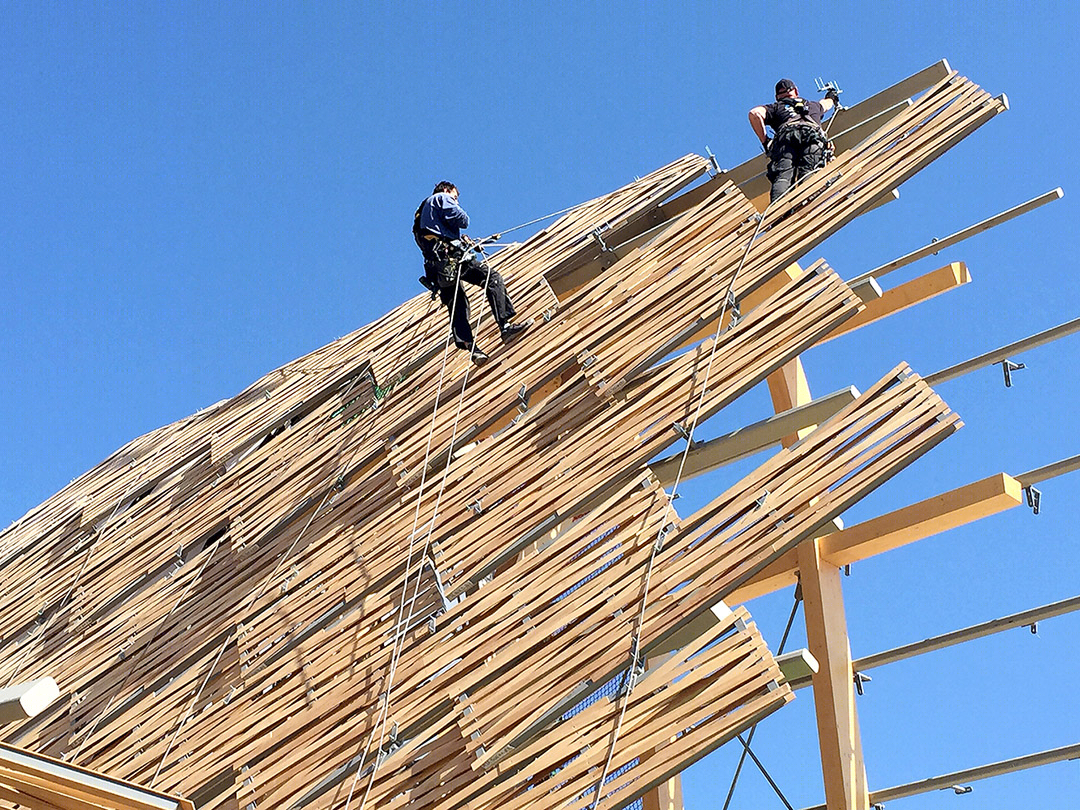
[413,181,529,363]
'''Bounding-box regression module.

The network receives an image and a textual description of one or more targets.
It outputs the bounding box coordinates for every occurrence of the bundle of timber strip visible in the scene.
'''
[0,65,995,810]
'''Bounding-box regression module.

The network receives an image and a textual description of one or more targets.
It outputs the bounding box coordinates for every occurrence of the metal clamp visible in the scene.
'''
[725,289,741,329]
[999,358,1026,387]
[1024,484,1041,515]
[705,145,722,175]
[853,671,872,696]
[655,521,676,553]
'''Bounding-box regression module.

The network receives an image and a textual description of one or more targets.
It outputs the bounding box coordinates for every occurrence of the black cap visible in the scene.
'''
[775,78,797,97]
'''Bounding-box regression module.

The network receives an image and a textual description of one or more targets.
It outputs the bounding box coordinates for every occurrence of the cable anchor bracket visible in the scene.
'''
[999,358,1026,387]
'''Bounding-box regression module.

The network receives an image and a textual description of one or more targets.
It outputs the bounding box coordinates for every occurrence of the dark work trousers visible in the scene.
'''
[435,252,517,350]
[767,124,827,202]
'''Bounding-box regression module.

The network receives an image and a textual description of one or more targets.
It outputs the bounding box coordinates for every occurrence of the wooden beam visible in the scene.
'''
[798,538,869,810]
[727,473,1024,604]
[828,59,953,134]
[651,387,859,485]
[819,262,971,344]
[822,472,1023,567]
[766,351,869,810]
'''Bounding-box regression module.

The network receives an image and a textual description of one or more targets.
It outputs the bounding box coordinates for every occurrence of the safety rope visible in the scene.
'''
[585,194,779,810]
[586,111,849,805]
[347,245,497,810]
[4,445,171,689]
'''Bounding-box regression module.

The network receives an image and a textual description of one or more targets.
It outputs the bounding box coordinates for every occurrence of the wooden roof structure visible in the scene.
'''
[1,61,1074,810]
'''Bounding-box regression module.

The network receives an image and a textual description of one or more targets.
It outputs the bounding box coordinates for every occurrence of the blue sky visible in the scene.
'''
[1,2,1076,807]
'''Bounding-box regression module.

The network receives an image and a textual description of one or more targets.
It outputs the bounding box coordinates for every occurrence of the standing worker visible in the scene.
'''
[413,181,530,364]
[749,79,841,202]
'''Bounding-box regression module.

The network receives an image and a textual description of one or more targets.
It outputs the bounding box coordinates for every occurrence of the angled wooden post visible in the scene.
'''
[763,293,870,810]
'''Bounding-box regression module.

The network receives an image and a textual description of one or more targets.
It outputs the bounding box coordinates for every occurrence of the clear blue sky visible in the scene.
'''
[1,2,1076,807]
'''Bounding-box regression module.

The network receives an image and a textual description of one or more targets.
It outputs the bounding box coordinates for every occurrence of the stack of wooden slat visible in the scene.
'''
[0,65,998,810]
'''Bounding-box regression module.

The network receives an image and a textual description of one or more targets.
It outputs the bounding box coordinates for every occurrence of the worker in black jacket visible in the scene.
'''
[413,181,529,363]
[749,79,840,202]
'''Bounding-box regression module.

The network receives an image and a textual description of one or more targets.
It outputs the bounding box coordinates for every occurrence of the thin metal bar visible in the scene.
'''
[1015,454,1080,487]
[924,316,1080,386]
[735,734,796,810]
[856,594,1080,671]
[850,188,1064,284]
[801,743,1080,809]
[787,595,1080,690]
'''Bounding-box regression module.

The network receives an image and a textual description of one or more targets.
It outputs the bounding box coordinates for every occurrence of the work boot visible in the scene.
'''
[468,346,490,364]
[500,320,532,343]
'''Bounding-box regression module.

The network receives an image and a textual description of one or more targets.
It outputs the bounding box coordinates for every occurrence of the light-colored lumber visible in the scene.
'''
[819,261,971,343]
[727,472,1024,604]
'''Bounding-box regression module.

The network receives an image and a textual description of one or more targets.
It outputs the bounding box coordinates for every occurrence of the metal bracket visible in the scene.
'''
[376,722,402,766]
[615,643,645,700]
[1024,484,1041,515]
[755,490,769,509]
[853,671,872,696]
[941,785,973,795]
[592,227,613,254]
[815,77,843,96]
[705,145,722,175]
[542,307,557,323]
[999,358,1025,387]
[671,422,691,441]
[655,521,676,553]
[725,289,741,329]
[517,383,529,414]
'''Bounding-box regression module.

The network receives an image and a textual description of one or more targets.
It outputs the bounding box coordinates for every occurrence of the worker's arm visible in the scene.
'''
[820,97,836,114]
[433,193,470,231]
[748,105,769,146]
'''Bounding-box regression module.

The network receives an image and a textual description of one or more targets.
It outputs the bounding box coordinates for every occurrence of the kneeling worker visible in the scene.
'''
[413,181,530,364]
[749,78,840,203]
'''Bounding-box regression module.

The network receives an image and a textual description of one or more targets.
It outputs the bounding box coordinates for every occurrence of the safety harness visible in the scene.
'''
[413,200,464,289]
[773,97,835,166]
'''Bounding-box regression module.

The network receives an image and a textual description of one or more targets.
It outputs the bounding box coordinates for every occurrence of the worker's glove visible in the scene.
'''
[825,87,841,105]
[761,137,772,155]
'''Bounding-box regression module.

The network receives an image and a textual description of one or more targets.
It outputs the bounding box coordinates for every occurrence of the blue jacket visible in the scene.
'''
[417,192,470,241]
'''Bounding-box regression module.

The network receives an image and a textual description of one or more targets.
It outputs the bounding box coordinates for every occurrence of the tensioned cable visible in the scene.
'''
[587,105,844,807]
[585,194,779,810]
[721,585,803,810]
[347,245,498,810]
[586,119,848,803]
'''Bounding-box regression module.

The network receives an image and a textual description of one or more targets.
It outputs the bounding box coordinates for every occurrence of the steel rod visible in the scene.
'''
[855,594,1080,671]
[787,595,1080,691]
[802,743,1080,808]
[1015,454,1080,487]
[924,315,1080,386]
[850,187,1063,284]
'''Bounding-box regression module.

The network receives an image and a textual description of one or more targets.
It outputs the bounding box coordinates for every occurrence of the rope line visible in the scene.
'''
[586,188,786,810]
[347,246,497,810]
